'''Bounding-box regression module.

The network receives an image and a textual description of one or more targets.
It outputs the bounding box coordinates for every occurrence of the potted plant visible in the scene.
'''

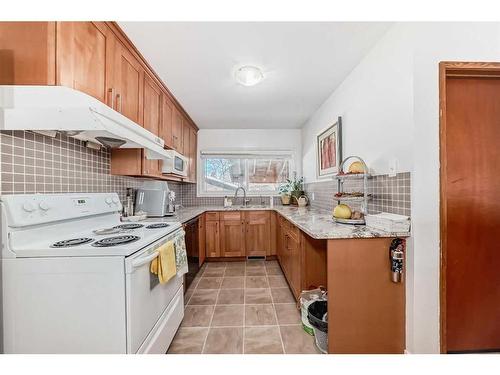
[278,183,291,205]
[288,176,305,205]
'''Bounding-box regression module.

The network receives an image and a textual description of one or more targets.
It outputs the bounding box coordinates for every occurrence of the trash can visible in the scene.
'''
[307,300,328,353]
[299,288,325,335]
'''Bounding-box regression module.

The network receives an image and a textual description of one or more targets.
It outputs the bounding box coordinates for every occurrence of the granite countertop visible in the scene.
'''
[150,205,410,240]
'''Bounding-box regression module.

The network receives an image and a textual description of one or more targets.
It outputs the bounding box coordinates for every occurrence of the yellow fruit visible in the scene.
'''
[348,161,364,174]
[333,204,352,219]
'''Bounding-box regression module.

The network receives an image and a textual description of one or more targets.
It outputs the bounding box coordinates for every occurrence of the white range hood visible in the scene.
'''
[0,85,171,161]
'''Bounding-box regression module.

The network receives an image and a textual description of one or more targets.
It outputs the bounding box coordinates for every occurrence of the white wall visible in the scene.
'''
[197,128,302,190]
[301,22,500,353]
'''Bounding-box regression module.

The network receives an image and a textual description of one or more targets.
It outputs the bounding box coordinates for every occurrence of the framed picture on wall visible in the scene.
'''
[316,116,342,178]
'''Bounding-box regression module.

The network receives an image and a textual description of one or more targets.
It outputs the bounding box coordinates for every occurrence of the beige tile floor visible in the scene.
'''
[168,260,321,354]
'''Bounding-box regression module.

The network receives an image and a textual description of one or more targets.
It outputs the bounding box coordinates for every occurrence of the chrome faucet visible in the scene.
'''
[234,187,249,207]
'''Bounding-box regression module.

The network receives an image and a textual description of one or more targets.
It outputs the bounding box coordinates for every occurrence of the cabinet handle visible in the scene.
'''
[108,88,115,109]
[116,93,122,112]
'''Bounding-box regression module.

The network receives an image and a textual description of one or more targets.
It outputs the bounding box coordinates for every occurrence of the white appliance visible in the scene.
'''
[0,85,172,162]
[0,193,185,354]
[162,150,188,177]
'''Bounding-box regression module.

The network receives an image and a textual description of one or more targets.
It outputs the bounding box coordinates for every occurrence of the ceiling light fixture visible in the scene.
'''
[234,65,264,86]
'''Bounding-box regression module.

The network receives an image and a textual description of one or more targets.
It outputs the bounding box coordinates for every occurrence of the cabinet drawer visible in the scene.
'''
[205,212,220,221]
[288,223,300,240]
[220,211,241,221]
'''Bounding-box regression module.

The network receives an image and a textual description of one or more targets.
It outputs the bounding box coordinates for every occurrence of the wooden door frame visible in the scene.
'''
[439,61,500,354]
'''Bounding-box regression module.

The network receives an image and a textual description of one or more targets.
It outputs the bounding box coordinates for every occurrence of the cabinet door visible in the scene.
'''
[182,121,190,156]
[161,94,174,149]
[288,233,302,298]
[276,217,283,263]
[141,73,162,176]
[107,35,143,124]
[0,22,56,85]
[220,212,245,257]
[172,108,183,152]
[189,127,197,183]
[205,220,220,258]
[245,211,271,257]
[56,22,108,102]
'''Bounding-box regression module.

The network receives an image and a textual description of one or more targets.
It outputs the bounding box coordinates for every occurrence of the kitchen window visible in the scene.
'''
[198,151,295,196]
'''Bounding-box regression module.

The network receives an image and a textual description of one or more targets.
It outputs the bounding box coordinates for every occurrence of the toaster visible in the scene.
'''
[134,189,175,217]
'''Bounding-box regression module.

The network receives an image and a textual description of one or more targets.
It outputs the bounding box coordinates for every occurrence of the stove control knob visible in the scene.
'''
[39,201,50,211]
[105,197,113,205]
[23,202,36,212]
[112,196,119,204]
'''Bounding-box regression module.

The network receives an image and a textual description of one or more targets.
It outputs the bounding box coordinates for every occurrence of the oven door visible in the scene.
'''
[124,229,184,354]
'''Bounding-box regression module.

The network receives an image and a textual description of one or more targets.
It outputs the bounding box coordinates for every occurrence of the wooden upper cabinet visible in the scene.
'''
[189,127,198,182]
[142,73,162,177]
[220,212,245,257]
[161,94,174,149]
[172,108,183,152]
[0,22,56,85]
[107,35,143,124]
[182,121,191,156]
[56,22,108,102]
[142,73,162,136]
[245,211,271,257]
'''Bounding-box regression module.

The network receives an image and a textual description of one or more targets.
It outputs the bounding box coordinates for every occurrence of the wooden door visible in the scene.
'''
[107,35,143,124]
[56,22,108,102]
[189,127,197,182]
[172,108,183,152]
[182,121,190,157]
[220,212,245,257]
[245,211,271,257]
[161,94,174,148]
[198,214,206,266]
[440,62,500,353]
[142,73,162,177]
[205,217,220,258]
[0,22,56,85]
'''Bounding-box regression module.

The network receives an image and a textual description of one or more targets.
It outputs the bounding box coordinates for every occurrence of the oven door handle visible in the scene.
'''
[131,251,160,269]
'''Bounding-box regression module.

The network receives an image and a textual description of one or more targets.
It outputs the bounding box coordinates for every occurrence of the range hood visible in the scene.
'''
[0,85,171,161]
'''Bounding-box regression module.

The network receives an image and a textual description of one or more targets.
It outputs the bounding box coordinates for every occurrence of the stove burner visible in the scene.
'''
[113,224,144,230]
[51,238,94,248]
[91,235,140,247]
[146,223,170,229]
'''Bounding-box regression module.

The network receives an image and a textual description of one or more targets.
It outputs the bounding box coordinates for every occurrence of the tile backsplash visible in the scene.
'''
[180,183,281,207]
[1,131,410,217]
[0,131,144,202]
[305,172,411,216]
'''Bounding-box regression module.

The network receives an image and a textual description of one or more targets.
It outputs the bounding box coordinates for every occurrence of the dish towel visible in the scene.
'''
[174,231,188,277]
[150,240,176,284]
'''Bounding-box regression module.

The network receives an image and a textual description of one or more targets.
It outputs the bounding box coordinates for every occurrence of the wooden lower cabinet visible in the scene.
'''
[205,213,220,258]
[276,213,327,300]
[245,211,271,257]
[327,238,405,354]
[220,212,245,257]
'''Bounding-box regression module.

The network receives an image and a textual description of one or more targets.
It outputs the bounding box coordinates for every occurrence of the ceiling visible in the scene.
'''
[119,22,392,129]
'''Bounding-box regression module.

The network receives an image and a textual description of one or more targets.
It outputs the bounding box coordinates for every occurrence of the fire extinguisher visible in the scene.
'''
[389,238,405,283]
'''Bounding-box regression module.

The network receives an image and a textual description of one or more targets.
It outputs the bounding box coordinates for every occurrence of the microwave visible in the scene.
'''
[162,150,188,176]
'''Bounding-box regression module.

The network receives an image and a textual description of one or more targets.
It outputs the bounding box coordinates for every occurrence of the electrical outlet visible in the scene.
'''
[389,158,398,177]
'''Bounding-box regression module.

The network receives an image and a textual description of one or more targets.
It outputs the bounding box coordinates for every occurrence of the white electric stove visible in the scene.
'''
[0,193,185,354]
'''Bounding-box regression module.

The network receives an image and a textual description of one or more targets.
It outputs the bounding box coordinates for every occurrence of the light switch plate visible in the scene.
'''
[389,158,398,177]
